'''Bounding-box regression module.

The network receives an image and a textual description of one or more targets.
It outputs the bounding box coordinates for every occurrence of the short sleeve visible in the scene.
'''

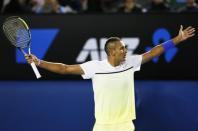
[127,55,142,72]
[80,60,98,79]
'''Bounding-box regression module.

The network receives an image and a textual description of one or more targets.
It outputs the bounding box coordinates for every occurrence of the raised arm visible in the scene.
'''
[142,25,195,64]
[25,54,84,75]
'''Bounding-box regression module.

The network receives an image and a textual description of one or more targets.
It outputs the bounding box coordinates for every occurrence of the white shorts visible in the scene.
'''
[93,121,135,131]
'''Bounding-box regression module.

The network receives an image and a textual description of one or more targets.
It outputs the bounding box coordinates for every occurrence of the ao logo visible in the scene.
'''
[145,28,178,63]
[76,28,178,63]
[76,38,140,63]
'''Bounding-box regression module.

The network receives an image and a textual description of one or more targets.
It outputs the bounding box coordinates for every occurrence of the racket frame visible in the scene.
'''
[3,16,41,79]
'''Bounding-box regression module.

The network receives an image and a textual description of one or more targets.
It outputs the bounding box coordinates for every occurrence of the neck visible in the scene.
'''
[107,57,120,67]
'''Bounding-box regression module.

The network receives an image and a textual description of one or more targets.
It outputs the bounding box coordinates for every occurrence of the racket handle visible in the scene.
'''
[30,62,41,79]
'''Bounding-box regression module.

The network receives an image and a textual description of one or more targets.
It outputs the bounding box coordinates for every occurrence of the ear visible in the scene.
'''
[111,50,116,56]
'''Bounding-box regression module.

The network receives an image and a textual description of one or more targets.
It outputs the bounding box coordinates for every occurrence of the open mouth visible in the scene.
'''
[122,55,126,61]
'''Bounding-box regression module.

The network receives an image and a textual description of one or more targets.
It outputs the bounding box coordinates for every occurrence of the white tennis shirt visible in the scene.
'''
[80,55,142,124]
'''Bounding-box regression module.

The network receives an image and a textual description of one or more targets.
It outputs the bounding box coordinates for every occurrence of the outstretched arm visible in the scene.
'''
[25,55,84,75]
[142,25,195,64]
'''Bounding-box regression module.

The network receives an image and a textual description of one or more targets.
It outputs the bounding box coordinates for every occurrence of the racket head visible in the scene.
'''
[2,16,31,49]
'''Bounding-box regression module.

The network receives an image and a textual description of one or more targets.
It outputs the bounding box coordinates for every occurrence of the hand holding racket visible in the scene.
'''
[2,16,41,79]
[25,54,41,66]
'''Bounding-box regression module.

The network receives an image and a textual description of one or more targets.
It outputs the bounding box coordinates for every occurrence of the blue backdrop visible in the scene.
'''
[0,81,198,131]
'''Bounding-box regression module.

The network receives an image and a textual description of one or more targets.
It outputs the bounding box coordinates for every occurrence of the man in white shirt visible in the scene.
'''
[25,25,195,131]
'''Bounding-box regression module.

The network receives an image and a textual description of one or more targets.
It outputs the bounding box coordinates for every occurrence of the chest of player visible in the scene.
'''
[92,67,135,91]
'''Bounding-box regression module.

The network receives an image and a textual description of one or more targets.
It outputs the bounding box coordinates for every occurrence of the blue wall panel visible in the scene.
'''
[0,81,198,131]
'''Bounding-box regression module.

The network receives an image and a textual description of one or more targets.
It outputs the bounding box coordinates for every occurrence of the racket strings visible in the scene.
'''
[4,22,30,46]
[4,27,29,47]
[3,18,30,48]
[4,26,29,47]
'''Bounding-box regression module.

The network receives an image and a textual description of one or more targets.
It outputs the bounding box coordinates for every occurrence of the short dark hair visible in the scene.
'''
[105,37,121,55]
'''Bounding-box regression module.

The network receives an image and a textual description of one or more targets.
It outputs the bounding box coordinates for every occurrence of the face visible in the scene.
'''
[124,0,134,3]
[187,0,195,4]
[152,0,163,4]
[31,0,45,6]
[114,41,127,63]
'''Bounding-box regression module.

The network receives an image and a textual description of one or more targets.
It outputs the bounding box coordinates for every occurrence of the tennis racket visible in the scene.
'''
[2,16,41,79]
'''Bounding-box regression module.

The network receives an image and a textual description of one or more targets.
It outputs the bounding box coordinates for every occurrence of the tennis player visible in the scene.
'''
[25,25,195,131]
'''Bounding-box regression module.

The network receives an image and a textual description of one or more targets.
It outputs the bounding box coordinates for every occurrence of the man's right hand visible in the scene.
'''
[25,54,84,75]
[25,54,40,66]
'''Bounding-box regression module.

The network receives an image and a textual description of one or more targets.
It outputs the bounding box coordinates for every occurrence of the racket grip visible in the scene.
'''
[30,62,41,79]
